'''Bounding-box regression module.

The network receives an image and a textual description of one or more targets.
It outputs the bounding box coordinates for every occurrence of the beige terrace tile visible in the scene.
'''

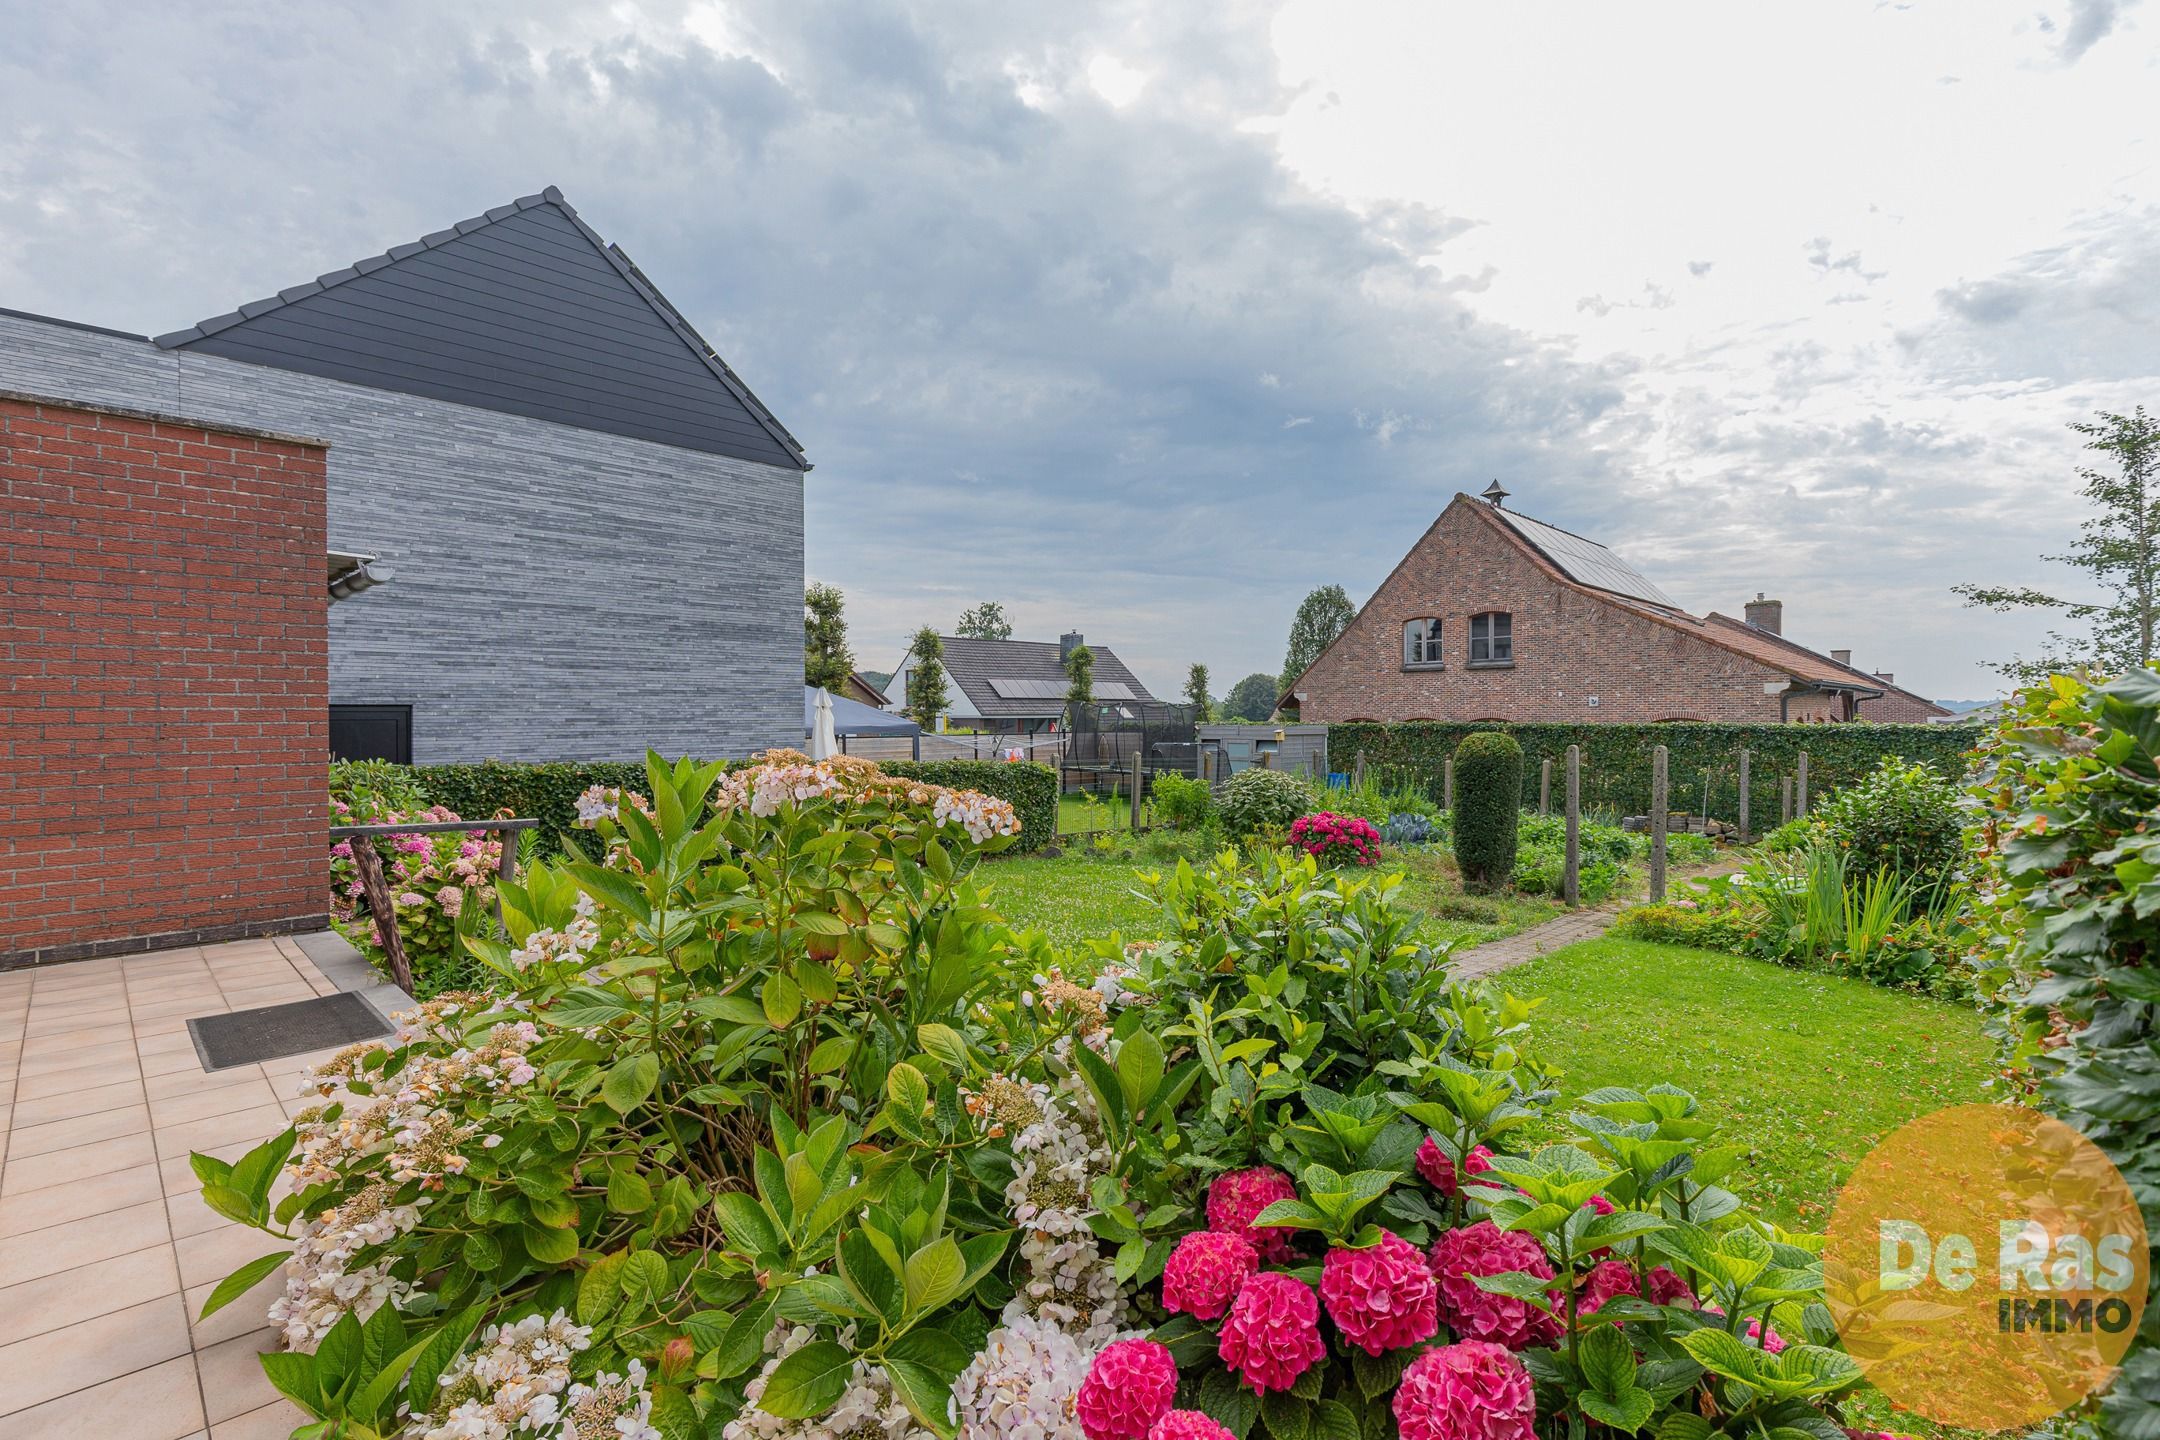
[20,1025,129,1059]
[131,997,230,1024]
[0,1198,168,1289]
[0,1132,158,1195]
[154,1105,288,1160]
[8,1079,144,1129]
[196,1327,283,1424]
[13,1057,140,1101]
[147,1066,269,1101]
[136,1028,202,1056]
[162,1139,255,1197]
[0,1352,205,1439]
[0,1294,191,1416]
[210,1398,310,1439]
[6,1103,151,1158]
[168,1190,231,1240]
[0,1244,180,1346]
[176,1219,281,1290]
[131,1016,200,1041]
[149,1079,278,1130]
[17,1038,139,1079]
[0,1163,162,1237]
[141,1047,211,1078]
[24,1006,129,1037]
[185,1268,287,1349]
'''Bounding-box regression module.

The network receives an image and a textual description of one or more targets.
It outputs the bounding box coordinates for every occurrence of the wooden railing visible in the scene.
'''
[330,818,541,994]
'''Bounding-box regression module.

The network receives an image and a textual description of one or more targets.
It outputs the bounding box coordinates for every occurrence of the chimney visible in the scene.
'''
[1831,649,1852,666]
[1060,630,1084,661]
[1744,593,1783,635]
[1481,479,1510,508]
[1874,670,1894,686]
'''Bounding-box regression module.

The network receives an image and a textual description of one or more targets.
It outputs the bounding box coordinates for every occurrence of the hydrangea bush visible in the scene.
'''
[1286,813,1381,868]
[204,752,1871,1440]
[329,794,503,996]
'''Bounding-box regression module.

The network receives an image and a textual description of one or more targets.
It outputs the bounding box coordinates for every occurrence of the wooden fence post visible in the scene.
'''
[346,839,414,994]
[1563,746,1582,907]
[1781,775,1794,825]
[1352,751,1367,791]
[1797,750,1810,815]
[1649,744,1668,903]
[1129,753,1145,831]
[1736,748,1751,842]
[1701,768,1711,828]
[1442,757,1454,811]
[1539,758,1552,816]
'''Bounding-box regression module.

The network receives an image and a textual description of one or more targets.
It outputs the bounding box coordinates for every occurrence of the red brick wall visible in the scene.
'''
[1295,499,1835,725]
[0,396,330,965]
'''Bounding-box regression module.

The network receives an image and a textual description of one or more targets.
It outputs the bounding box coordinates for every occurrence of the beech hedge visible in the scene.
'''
[1328,719,1979,823]
[376,756,1059,855]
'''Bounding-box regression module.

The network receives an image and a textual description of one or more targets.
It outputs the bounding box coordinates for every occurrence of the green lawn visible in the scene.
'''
[978,856,1165,950]
[1496,937,1997,1227]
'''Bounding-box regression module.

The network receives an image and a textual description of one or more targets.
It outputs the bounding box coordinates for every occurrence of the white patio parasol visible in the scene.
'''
[809,688,839,760]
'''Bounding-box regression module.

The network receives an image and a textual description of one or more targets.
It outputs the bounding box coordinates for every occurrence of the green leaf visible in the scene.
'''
[916,1023,971,1073]
[603,1052,661,1114]
[1199,1368,1261,1439]
[620,1250,672,1314]
[763,973,805,1028]
[259,1351,325,1415]
[404,1307,486,1420]
[1656,1415,1713,1440]
[884,1359,959,1440]
[1352,1348,1408,1399]
[578,1251,627,1324]
[1678,1327,1770,1386]
[903,1236,967,1313]
[795,910,849,936]
[758,1340,856,1419]
[198,1251,289,1320]
[809,1035,858,1074]
[1261,1390,1311,1440]
[608,1167,656,1215]
[314,1309,364,1396]
[887,1062,931,1123]
[524,1223,581,1265]
[713,1192,781,1255]
[1312,1400,1360,1440]
[1579,1388,1655,1433]
[694,1295,779,1381]
[1579,1323,1637,1397]
[1116,1029,1166,1113]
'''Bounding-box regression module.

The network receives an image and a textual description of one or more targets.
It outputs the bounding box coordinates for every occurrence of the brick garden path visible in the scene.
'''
[1446,856,1745,981]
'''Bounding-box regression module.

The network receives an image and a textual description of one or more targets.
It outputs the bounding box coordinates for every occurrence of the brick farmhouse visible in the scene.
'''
[1286,490,1951,725]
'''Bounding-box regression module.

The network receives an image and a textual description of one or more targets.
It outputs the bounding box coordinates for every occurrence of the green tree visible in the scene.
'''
[804,583,854,692]
[1184,662,1212,720]
[1064,642,1095,713]
[1281,585,1357,692]
[955,601,1014,640]
[1223,672,1279,722]
[904,628,949,730]
[1956,406,2160,681]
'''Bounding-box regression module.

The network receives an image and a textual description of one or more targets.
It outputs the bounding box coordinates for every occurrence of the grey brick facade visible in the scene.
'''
[0,310,804,762]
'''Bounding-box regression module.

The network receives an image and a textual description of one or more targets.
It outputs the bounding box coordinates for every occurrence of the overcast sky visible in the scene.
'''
[5,1,2154,702]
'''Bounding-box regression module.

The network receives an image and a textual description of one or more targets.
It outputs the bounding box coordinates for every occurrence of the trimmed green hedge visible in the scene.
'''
[1452,732,1522,889]
[393,757,1059,855]
[1329,721,1980,826]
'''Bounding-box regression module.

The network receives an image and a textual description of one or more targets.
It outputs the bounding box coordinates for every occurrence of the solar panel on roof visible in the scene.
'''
[985,677,1138,701]
[1491,509,1676,607]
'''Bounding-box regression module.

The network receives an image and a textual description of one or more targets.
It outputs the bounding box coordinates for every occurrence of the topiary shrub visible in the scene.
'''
[1452,732,1523,890]
[1807,755,1964,893]
[1218,766,1313,838]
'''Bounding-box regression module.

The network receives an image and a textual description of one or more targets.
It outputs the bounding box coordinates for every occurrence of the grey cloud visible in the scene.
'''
[2059,0,2134,59]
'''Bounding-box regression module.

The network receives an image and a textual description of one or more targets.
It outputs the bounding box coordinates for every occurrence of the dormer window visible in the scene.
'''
[1402,618,1444,668]
[1469,612,1513,666]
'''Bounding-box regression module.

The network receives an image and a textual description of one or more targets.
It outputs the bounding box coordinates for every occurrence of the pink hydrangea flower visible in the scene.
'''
[1414,1139,1493,1197]
[1075,1339,1178,1440]
[1163,1230,1260,1321]
[1392,1341,1535,1440]
[1574,1259,1640,1317]
[1646,1266,1694,1307]
[1428,1221,1562,1351]
[1746,1317,1787,1354]
[1217,1272,1326,1394]
[1207,1167,1300,1263]
[1320,1231,1437,1355]
[1150,1413,1237,1440]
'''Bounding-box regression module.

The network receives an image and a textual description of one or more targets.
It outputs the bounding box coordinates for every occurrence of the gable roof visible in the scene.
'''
[154,187,806,471]
[1283,494,1915,707]
[912,636,1157,720]
[1486,505,1677,607]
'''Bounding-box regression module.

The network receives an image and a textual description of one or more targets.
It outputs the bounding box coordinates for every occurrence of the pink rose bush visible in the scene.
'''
[1393,1342,1536,1440]
[1319,1231,1438,1354]
[1162,1230,1259,1321]
[1287,811,1382,867]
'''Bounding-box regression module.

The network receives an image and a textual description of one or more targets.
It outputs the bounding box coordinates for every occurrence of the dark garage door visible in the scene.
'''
[330,705,412,764]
